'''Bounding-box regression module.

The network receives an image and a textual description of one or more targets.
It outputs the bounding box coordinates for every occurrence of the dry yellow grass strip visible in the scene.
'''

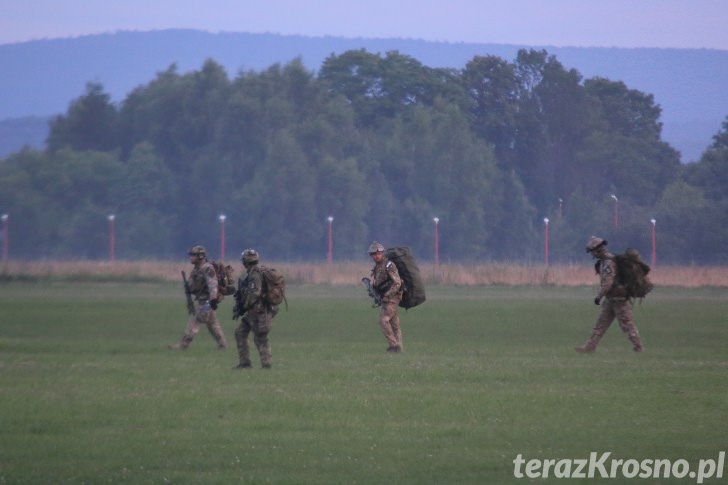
[2,260,728,287]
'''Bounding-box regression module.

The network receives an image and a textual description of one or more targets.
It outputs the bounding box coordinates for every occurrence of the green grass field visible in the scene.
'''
[1,282,727,484]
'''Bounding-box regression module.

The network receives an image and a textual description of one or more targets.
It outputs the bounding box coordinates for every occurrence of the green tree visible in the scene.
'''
[2,49,720,263]
[43,149,125,258]
[366,99,499,259]
[462,55,519,165]
[677,117,728,262]
[316,156,369,260]
[47,82,119,153]
[488,170,539,261]
[118,59,231,168]
[584,78,662,139]
[548,188,607,262]
[116,143,178,257]
[231,130,319,259]
[685,116,728,200]
[118,64,187,163]
[0,149,50,258]
[654,181,723,263]
[0,148,124,258]
[512,49,599,210]
[578,78,681,205]
[319,50,465,130]
[318,49,383,127]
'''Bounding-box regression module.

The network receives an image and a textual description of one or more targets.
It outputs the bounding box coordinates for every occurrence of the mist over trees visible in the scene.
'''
[1,48,726,263]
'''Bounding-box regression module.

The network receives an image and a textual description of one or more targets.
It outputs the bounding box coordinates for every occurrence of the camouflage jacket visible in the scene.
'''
[237,265,264,312]
[371,257,403,303]
[189,261,218,302]
[595,254,626,299]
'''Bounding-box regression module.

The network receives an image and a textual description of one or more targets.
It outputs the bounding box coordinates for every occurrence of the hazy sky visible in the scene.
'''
[2,0,728,50]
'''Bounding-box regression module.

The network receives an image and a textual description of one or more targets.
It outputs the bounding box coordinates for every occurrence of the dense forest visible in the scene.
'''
[1,48,727,263]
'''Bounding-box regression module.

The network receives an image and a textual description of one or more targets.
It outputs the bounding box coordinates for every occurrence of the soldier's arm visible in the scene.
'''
[384,261,402,298]
[598,260,616,298]
[242,270,263,309]
[204,264,219,301]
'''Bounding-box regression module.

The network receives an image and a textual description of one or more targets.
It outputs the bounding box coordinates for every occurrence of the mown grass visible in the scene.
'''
[3,260,728,287]
[0,283,726,484]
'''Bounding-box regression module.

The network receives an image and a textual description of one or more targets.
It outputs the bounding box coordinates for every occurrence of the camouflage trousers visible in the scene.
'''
[235,308,275,368]
[379,300,403,350]
[178,303,227,349]
[583,298,642,351]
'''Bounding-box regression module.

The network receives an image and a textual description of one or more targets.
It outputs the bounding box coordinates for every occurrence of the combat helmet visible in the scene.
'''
[241,248,260,265]
[368,241,385,254]
[585,236,607,253]
[188,245,207,258]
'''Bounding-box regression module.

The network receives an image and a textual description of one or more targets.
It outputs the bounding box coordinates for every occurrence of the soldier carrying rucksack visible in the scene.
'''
[169,245,229,351]
[232,248,283,369]
[367,241,405,352]
[575,236,645,353]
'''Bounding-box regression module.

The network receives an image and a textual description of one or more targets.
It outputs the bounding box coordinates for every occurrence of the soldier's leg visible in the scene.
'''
[379,302,399,351]
[233,316,252,368]
[204,309,227,349]
[170,313,200,349]
[253,312,273,368]
[576,301,615,352]
[254,332,272,368]
[390,308,403,351]
[591,300,617,347]
[614,300,642,351]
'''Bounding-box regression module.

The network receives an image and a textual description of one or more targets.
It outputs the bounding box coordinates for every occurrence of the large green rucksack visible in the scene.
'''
[385,247,426,309]
[613,249,654,300]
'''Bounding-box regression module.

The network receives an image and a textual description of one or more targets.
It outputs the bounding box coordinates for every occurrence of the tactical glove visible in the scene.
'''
[594,297,601,305]
[210,299,219,310]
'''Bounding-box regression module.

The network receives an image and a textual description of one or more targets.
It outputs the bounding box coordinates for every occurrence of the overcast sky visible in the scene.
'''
[2,0,728,50]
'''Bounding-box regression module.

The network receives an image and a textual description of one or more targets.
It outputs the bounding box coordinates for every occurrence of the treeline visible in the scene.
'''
[1,49,727,263]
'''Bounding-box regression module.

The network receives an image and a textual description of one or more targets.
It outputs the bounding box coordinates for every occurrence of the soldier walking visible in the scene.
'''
[575,236,643,353]
[368,241,404,352]
[169,245,227,350]
[232,249,278,369]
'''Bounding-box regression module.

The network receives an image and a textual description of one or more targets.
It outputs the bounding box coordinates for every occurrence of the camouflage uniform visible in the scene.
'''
[576,237,643,353]
[233,250,277,369]
[171,254,228,350]
[370,245,404,352]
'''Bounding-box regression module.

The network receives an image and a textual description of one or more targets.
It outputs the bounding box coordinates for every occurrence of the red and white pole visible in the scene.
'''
[219,214,226,261]
[1,214,8,262]
[107,214,116,261]
[650,218,656,266]
[433,217,440,268]
[543,217,550,266]
[327,216,334,264]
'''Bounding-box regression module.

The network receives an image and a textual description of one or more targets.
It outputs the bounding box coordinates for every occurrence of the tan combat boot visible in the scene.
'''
[574,342,596,353]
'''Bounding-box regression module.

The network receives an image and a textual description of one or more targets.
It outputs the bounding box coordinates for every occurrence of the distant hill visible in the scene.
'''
[0,116,50,157]
[1,29,727,161]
